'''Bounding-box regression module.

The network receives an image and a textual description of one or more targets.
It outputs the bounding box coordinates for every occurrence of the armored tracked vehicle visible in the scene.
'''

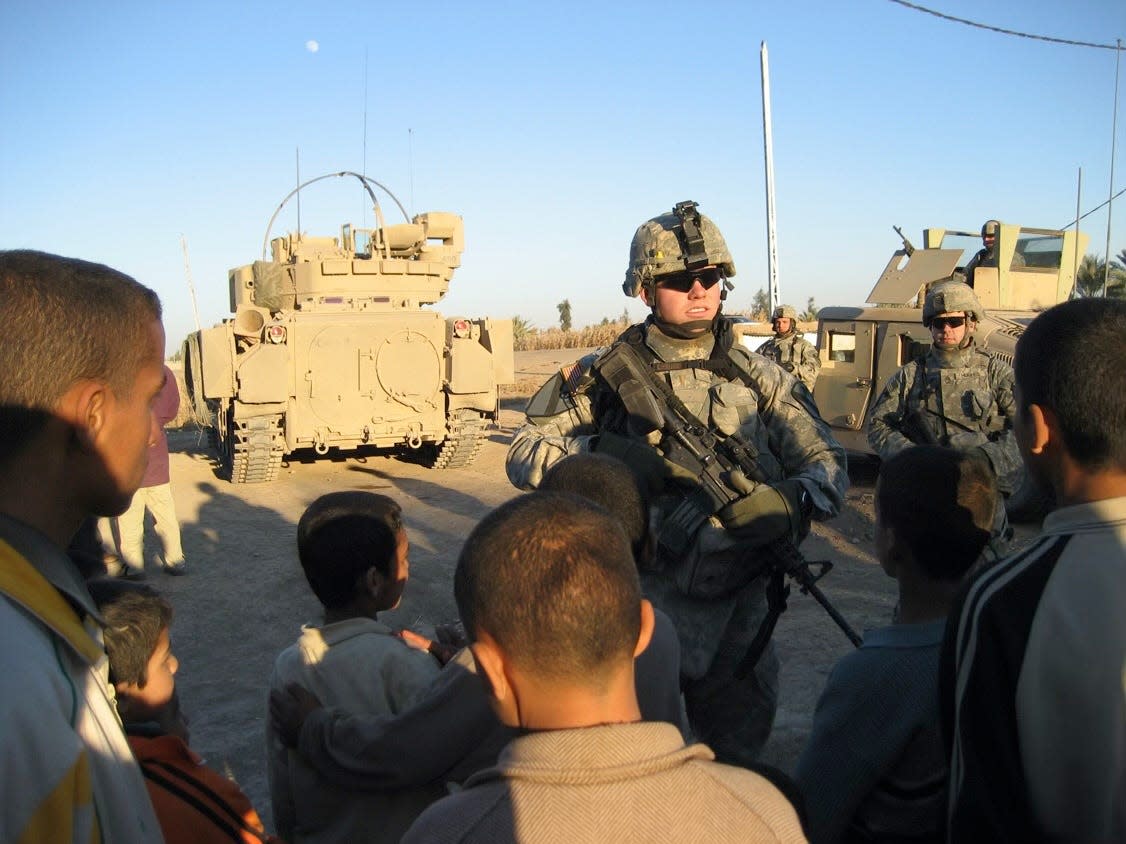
[810,222,1087,518]
[182,172,514,483]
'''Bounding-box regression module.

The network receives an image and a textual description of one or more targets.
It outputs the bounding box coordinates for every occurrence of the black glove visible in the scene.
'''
[717,479,807,546]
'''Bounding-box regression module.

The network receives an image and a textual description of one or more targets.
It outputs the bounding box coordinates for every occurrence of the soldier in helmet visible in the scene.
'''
[868,279,1022,551]
[964,219,1023,287]
[757,305,820,391]
[506,201,847,766]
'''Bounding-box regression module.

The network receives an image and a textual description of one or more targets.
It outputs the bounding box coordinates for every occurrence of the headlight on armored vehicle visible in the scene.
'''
[266,324,287,344]
[452,319,471,339]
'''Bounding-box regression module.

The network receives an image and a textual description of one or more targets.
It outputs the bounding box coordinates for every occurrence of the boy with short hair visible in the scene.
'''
[268,453,691,797]
[402,491,806,843]
[87,577,275,844]
[266,491,444,844]
[943,298,1126,842]
[796,445,995,843]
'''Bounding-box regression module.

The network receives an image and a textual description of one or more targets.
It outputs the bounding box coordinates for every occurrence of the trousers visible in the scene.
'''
[116,483,184,572]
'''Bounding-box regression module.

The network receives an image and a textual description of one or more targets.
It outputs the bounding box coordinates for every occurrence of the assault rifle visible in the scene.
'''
[893,224,916,257]
[596,344,862,673]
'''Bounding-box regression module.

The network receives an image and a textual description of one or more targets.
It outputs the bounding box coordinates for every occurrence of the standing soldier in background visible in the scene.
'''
[868,279,1021,552]
[506,201,847,766]
[757,304,820,391]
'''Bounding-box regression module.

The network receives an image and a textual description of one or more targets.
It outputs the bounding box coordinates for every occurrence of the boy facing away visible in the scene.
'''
[266,491,444,844]
[268,453,691,797]
[402,491,806,843]
[87,577,276,844]
[942,298,1126,842]
[796,446,995,843]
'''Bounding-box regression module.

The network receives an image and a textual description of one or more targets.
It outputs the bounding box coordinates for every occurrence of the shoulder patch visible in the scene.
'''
[560,350,600,396]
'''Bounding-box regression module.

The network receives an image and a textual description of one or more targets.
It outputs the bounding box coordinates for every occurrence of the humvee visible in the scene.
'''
[182,172,514,483]
[811,222,1088,516]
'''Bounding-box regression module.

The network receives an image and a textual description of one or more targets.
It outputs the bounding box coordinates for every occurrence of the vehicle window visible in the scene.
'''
[937,233,980,266]
[828,331,855,363]
[1014,230,1064,271]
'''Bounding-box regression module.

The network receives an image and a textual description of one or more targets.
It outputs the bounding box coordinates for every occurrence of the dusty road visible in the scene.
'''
[155,349,901,827]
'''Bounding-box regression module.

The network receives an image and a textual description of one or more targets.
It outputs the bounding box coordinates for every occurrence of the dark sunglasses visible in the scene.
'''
[931,316,966,329]
[656,268,725,293]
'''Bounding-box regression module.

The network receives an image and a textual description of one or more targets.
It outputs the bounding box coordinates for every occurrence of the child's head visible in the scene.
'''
[454,491,648,724]
[297,491,408,614]
[1014,298,1126,477]
[875,446,996,582]
[87,578,179,725]
[539,452,651,565]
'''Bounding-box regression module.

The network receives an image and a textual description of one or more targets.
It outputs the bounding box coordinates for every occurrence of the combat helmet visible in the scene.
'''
[623,200,736,297]
[772,305,798,321]
[923,279,984,326]
[981,219,1000,237]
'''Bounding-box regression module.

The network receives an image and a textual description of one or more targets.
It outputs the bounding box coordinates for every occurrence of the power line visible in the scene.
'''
[1061,184,1126,230]
[887,0,1122,51]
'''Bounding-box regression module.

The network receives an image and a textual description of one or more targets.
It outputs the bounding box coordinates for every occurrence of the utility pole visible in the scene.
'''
[761,42,780,315]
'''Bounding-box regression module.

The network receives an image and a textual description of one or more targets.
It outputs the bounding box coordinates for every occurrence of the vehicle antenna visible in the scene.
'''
[1074,167,1083,285]
[408,127,415,217]
[180,234,201,333]
[362,47,369,228]
[1102,39,1120,297]
[296,146,301,236]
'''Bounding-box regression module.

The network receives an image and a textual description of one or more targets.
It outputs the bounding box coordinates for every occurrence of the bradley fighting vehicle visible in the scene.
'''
[182,172,514,483]
[810,222,1088,517]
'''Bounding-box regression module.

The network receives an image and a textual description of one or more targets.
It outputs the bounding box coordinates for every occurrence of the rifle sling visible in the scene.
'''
[593,324,765,561]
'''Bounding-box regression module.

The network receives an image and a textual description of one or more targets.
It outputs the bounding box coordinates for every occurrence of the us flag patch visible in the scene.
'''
[561,362,584,395]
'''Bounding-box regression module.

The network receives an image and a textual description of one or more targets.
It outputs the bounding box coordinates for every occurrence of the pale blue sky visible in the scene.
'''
[2,1,1123,354]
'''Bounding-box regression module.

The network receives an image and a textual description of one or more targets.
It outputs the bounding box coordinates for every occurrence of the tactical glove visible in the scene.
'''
[717,478,807,546]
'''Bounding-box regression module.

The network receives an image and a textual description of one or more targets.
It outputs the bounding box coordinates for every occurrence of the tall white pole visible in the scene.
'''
[761,41,779,316]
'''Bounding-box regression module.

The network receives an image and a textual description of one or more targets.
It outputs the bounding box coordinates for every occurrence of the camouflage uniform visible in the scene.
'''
[867,341,1024,533]
[507,317,847,765]
[756,332,820,392]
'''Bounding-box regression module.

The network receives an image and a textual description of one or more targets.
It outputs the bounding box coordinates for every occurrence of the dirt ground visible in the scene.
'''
[150,350,1013,829]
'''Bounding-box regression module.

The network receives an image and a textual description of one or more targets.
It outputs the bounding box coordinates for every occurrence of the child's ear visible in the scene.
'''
[633,599,656,658]
[1024,403,1055,456]
[470,633,519,726]
[362,567,385,596]
[877,524,900,579]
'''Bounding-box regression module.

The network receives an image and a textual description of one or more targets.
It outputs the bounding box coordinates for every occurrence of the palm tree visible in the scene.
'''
[1073,254,1126,298]
[799,297,819,322]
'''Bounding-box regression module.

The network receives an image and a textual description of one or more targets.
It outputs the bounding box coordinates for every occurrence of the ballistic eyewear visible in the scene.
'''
[931,316,966,329]
[656,268,725,293]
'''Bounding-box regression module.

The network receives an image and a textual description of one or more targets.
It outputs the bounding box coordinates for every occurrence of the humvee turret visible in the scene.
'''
[182,172,514,483]
[812,222,1087,516]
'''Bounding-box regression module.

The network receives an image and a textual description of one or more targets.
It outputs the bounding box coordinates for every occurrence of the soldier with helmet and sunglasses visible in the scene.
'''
[868,279,1023,553]
[506,201,847,767]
